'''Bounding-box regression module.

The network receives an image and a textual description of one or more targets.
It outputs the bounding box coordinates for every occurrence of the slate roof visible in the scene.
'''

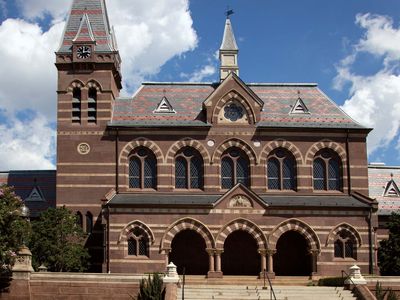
[107,193,371,209]
[58,0,116,53]
[368,165,400,215]
[0,170,56,217]
[109,82,367,130]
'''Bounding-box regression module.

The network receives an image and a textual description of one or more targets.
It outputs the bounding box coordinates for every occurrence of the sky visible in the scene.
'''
[0,0,400,170]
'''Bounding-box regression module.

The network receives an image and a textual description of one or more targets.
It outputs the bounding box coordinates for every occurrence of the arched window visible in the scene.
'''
[267,148,296,190]
[127,227,149,257]
[221,147,250,189]
[72,87,81,123]
[334,229,356,259]
[175,147,204,189]
[86,211,93,234]
[313,149,342,191]
[129,147,157,189]
[88,87,97,123]
[76,212,83,228]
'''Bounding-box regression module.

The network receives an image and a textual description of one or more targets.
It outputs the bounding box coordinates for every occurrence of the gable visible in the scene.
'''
[203,73,263,125]
[25,186,46,202]
[384,180,400,197]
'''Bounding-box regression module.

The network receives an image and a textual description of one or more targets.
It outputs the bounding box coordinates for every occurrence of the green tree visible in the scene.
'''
[135,273,164,300]
[29,207,90,272]
[0,185,30,271]
[378,212,400,276]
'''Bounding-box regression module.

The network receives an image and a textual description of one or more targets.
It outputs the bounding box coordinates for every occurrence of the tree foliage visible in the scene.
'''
[135,273,164,300]
[378,212,400,276]
[29,207,90,272]
[0,185,30,271]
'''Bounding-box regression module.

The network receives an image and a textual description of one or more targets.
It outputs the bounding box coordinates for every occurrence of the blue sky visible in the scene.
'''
[0,0,400,170]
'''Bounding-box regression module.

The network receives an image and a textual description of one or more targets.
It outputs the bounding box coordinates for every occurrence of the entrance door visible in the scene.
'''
[222,230,260,275]
[274,230,312,276]
[169,229,208,275]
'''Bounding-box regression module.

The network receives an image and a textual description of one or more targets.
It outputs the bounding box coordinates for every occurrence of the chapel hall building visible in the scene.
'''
[54,0,380,277]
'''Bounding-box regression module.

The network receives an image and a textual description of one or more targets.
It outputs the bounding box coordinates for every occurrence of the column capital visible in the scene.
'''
[309,248,320,256]
[206,248,215,255]
[266,249,276,255]
[215,248,224,255]
[161,248,171,255]
[258,249,268,256]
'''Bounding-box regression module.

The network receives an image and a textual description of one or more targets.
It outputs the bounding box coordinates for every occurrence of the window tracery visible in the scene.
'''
[127,227,149,257]
[334,229,356,259]
[175,147,204,189]
[313,149,342,191]
[129,147,157,189]
[221,147,250,189]
[267,148,296,190]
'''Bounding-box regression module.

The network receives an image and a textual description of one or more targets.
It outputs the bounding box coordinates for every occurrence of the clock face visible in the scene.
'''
[77,46,91,59]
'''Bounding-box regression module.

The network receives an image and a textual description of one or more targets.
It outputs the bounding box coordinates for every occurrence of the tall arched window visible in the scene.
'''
[221,147,250,189]
[86,211,93,234]
[267,148,296,190]
[88,87,97,123]
[334,229,356,259]
[129,147,157,189]
[313,149,342,191]
[72,87,81,123]
[175,147,204,189]
[127,227,149,257]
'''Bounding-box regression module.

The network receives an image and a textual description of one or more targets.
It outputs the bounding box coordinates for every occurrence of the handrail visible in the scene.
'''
[181,267,185,300]
[341,270,357,287]
[263,269,277,300]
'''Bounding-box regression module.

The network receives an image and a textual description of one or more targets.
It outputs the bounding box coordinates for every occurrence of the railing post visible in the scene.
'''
[182,266,185,300]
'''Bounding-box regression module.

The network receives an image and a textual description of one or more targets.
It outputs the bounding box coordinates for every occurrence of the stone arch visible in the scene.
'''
[67,80,85,92]
[165,138,210,165]
[86,79,103,92]
[305,140,347,165]
[215,218,267,250]
[325,223,362,247]
[269,218,321,251]
[212,138,257,165]
[212,90,257,124]
[259,139,303,165]
[160,218,215,250]
[119,138,163,165]
[118,220,155,245]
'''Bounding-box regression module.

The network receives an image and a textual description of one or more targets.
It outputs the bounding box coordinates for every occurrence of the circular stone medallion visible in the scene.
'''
[77,143,91,155]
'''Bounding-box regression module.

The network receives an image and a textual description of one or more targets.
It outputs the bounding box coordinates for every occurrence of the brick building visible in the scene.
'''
[53,0,384,277]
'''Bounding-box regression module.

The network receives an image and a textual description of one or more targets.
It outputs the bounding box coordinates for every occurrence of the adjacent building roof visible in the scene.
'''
[109,82,367,130]
[368,164,400,215]
[58,0,116,53]
[0,170,56,217]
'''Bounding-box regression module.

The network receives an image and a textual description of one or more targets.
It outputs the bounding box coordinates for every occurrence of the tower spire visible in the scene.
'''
[219,11,239,81]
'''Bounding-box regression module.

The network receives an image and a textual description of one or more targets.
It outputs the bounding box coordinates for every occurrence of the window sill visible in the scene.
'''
[333,257,356,261]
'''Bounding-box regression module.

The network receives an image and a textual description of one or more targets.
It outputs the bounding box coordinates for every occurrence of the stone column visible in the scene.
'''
[258,249,267,278]
[266,249,276,278]
[208,249,223,278]
[206,249,215,272]
[309,249,319,279]
[162,248,171,269]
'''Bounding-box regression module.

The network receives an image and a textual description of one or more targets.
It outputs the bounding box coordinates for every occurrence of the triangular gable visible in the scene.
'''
[203,72,263,124]
[384,180,400,197]
[213,183,268,209]
[73,14,96,43]
[290,97,310,114]
[153,97,176,114]
[25,186,45,202]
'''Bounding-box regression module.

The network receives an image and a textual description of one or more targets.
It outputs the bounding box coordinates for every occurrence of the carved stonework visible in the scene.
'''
[77,142,91,155]
[229,195,252,208]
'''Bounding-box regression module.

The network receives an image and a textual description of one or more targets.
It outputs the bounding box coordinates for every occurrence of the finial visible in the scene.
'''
[391,173,394,179]
[226,6,234,19]
[163,89,166,97]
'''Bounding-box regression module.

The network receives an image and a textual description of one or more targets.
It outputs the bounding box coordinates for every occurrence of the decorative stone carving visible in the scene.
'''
[229,195,252,208]
[163,262,179,284]
[345,265,367,285]
[12,246,34,279]
[77,142,90,155]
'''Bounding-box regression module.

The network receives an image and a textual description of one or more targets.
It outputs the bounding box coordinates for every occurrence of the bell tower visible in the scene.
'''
[56,0,122,129]
[219,13,239,81]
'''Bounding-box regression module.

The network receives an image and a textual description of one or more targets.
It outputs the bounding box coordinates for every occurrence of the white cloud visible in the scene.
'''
[335,14,400,156]
[16,0,70,22]
[181,65,217,82]
[0,113,55,170]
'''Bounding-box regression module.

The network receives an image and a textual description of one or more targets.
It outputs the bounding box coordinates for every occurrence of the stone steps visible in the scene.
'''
[181,276,311,286]
[177,285,356,300]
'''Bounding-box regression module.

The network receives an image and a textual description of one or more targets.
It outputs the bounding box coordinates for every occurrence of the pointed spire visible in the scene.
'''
[219,13,239,81]
[58,0,116,53]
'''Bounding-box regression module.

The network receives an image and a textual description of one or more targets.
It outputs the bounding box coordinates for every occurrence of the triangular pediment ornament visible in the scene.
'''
[383,179,400,197]
[153,96,176,114]
[290,95,310,114]
[213,183,268,209]
[73,13,96,43]
[25,186,45,202]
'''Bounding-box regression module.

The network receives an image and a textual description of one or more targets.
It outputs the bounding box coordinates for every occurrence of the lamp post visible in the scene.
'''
[11,203,34,279]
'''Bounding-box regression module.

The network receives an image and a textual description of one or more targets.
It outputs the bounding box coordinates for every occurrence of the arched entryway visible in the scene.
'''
[221,230,260,275]
[169,229,208,275]
[274,230,312,276]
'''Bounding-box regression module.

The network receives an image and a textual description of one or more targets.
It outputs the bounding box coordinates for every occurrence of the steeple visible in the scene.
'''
[219,14,239,81]
[58,0,117,53]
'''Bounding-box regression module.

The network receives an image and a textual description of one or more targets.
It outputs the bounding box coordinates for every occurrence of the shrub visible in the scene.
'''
[135,273,164,300]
